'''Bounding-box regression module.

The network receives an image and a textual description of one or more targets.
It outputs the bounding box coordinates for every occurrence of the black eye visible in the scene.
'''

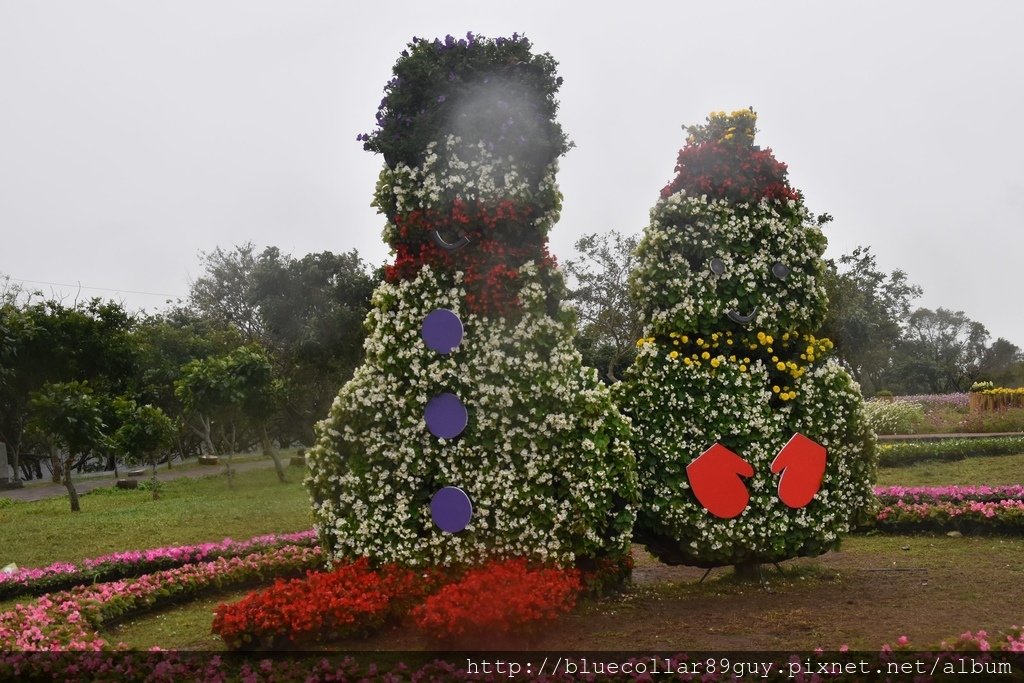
[709,258,726,275]
[771,262,790,280]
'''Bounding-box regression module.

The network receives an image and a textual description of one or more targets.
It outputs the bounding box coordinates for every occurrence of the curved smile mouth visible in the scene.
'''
[726,307,758,325]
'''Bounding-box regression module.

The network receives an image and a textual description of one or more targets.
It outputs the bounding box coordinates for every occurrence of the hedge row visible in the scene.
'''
[878,435,1024,467]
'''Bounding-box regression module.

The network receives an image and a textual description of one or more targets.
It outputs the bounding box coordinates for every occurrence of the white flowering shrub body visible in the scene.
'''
[618,110,876,568]
[305,34,636,571]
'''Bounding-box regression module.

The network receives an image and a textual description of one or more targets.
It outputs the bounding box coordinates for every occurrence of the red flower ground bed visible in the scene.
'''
[211,558,437,649]
[212,556,582,649]
[412,558,581,642]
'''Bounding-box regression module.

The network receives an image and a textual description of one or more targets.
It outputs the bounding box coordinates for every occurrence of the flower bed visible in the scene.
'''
[875,485,1024,504]
[874,499,1024,535]
[0,544,322,650]
[0,529,317,601]
[864,398,925,435]
[212,556,581,650]
[896,393,971,410]
[212,558,441,649]
[971,386,1024,412]
[878,435,1024,467]
[2,628,1024,681]
[411,558,581,644]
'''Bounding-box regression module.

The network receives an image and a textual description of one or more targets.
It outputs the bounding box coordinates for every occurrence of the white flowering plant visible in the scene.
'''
[617,110,876,568]
[306,35,637,575]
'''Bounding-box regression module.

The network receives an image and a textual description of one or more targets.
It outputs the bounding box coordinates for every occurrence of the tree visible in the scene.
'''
[174,346,288,485]
[187,245,375,444]
[889,307,991,393]
[818,246,922,395]
[564,230,643,383]
[189,244,265,342]
[27,381,106,511]
[112,399,175,500]
[175,355,236,461]
[976,337,1023,386]
[131,307,242,459]
[249,248,374,444]
[223,346,288,483]
[0,299,136,483]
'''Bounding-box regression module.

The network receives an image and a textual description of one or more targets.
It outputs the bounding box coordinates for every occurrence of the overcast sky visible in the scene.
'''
[2,1,1022,345]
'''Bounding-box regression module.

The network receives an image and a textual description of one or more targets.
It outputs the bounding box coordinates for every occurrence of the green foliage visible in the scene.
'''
[878,435,1024,467]
[361,33,571,193]
[564,230,643,383]
[112,400,175,466]
[131,308,242,419]
[889,307,992,394]
[27,380,106,458]
[0,299,135,470]
[174,345,281,454]
[188,244,374,444]
[863,398,926,435]
[818,246,921,395]
[175,354,242,423]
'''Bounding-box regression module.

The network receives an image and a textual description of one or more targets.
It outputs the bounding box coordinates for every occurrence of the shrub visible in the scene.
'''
[0,545,322,650]
[878,435,1024,467]
[864,398,925,435]
[0,530,318,601]
[874,499,1024,535]
[875,484,1024,504]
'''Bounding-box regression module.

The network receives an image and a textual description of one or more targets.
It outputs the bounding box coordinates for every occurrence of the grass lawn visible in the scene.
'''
[0,466,312,569]
[6,444,1024,653]
[875,453,1024,486]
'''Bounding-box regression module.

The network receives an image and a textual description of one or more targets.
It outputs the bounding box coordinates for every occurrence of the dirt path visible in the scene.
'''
[319,536,1024,652]
[0,458,277,503]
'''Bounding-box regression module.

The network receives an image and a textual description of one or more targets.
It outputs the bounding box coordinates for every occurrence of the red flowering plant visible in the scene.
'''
[660,108,801,208]
[410,558,582,646]
[383,198,559,315]
[211,558,442,650]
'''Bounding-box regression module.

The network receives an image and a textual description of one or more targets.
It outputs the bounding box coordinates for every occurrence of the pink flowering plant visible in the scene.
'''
[875,485,1024,505]
[0,544,322,651]
[0,530,317,601]
[875,498,1024,534]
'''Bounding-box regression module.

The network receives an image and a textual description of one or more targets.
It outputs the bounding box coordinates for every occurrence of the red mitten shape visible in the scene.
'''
[770,433,827,509]
[686,443,755,519]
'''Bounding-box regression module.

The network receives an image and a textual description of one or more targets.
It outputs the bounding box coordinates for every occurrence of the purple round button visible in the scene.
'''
[431,486,473,533]
[424,392,468,439]
[422,309,463,355]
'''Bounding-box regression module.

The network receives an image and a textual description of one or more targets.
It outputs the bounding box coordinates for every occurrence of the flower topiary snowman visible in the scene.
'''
[304,34,636,579]
[617,109,876,571]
